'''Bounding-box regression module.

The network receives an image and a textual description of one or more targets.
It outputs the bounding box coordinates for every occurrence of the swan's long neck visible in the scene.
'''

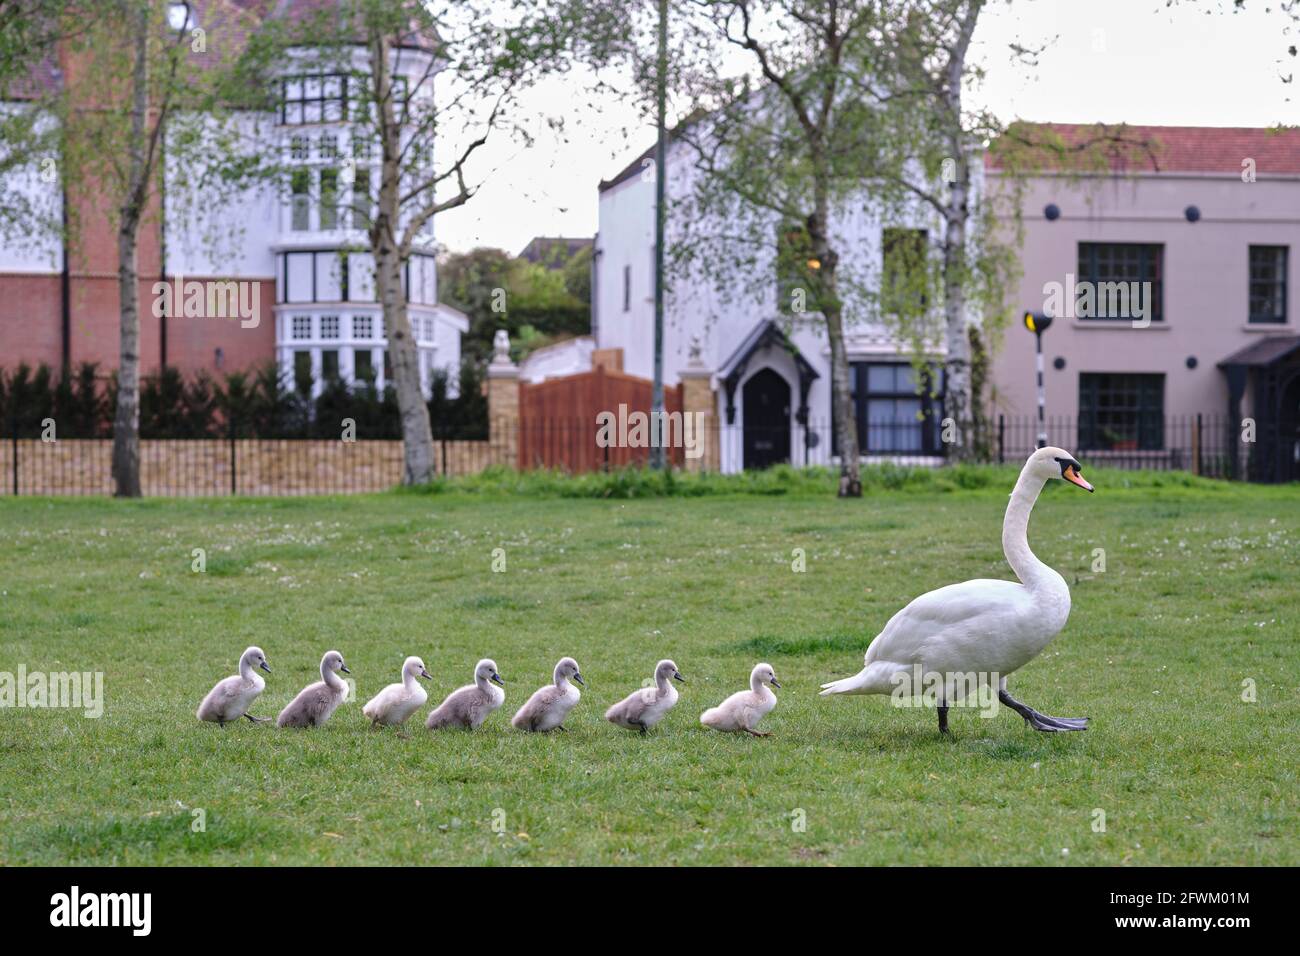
[1003,469,1053,587]
[403,668,419,691]
[322,661,345,691]
[475,672,490,692]
[655,671,671,695]
[238,656,255,681]
[553,667,567,688]
[750,673,765,694]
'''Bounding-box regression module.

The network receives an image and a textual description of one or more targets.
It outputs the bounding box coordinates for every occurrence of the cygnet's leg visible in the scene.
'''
[937,702,950,735]
[634,719,649,736]
[243,713,271,723]
[743,728,771,738]
[556,725,568,732]
[998,688,1088,732]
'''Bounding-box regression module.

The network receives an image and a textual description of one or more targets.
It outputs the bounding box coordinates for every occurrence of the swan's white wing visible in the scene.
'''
[866,578,1033,671]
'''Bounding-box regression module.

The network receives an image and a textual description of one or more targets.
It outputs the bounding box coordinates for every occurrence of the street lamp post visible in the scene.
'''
[649,0,668,470]
[1023,311,1053,448]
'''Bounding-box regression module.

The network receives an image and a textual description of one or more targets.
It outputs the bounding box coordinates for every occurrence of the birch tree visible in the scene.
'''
[668,0,922,496]
[1,1,251,496]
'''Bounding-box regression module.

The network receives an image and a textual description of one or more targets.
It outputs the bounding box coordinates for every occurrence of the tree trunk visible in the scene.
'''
[939,1,981,463]
[111,224,142,496]
[942,176,973,461]
[370,30,435,485]
[376,239,435,485]
[111,4,148,498]
[810,210,860,497]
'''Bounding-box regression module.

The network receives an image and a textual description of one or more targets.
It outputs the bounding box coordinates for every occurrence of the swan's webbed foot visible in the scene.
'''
[243,713,271,723]
[999,689,1088,732]
[743,728,771,737]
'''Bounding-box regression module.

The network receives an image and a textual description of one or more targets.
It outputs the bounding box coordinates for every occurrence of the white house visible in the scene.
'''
[586,132,951,472]
[264,35,469,399]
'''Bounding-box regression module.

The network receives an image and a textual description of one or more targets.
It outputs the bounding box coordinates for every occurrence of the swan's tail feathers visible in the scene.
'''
[819,667,874,697]
[699,707,721,727]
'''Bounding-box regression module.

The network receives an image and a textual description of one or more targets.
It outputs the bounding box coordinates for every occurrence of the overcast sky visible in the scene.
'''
[434,0,1297,256]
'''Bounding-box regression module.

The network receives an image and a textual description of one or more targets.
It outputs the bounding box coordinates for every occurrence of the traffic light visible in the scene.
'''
[1023,311,1053,335]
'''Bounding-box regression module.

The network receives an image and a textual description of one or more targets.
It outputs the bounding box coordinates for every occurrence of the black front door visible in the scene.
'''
[743,368,791,469]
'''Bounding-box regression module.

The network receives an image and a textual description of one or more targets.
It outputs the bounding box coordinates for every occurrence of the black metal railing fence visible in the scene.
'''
[0,414,1288,497]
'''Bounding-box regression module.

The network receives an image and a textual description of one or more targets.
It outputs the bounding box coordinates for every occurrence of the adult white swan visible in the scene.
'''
[820,446,1094,734]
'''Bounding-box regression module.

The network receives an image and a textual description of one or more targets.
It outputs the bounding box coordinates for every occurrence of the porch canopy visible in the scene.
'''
[1218,335,1300,482]
[717,319,819,425]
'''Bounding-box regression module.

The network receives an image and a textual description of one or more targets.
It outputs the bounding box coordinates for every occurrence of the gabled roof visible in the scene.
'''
[987,123,1300,176]
[598,109,712,193]
[599,139,665,193]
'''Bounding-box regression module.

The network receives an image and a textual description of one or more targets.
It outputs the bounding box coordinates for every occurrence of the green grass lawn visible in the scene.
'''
[0,472,1296,865]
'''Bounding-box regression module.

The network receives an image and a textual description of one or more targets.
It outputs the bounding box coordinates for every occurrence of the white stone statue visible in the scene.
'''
[491,329,512,366]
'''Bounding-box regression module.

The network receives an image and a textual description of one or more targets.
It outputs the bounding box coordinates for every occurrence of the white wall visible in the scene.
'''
[0,103,63,273]
[165,112,279,279]
[595,136,943,417]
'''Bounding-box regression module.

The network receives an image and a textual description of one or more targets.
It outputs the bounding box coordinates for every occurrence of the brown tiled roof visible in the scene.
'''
[987,122,1300,176]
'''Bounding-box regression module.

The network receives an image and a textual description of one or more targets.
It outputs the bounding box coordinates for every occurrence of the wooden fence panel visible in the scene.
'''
[519,366,683,472]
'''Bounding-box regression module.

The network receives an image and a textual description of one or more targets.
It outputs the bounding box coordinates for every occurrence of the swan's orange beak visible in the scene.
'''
[1063,464,1094,493]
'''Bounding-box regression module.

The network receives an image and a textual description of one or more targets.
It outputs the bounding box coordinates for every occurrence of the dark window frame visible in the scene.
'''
[881,227,929,317]
[353,347,374,384]
[1076,242,1164,322]
[775,222,817,316]
[280,250,354,304]
[292,350,312,394]
[1078,372,1165,451]
[281,72,348,126]
[833,361,946,455]
[1248,245,1288,324]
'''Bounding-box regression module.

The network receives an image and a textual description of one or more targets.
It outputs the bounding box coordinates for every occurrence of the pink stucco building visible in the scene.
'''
[987,125,1300,480]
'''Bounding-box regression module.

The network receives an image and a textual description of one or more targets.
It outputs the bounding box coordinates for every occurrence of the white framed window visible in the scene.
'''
[352,315,373,339]
[289,136,309,160]
[319,134,339,160]
[319,168,338,230]
[290,169,310,231]
[320,315,340,339]
[351,167,371,230]
[291,315,312,340]
[322,76,343,122]
[353,347,374,380]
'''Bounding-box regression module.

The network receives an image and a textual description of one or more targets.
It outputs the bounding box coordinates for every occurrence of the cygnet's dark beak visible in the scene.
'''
[340,664,351,674]
[419,668,432,680]
[769,677,782,689]
[673,671,686,683]
[573,672,586,687]
[259,661,272,674]
[490,672,506,687]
